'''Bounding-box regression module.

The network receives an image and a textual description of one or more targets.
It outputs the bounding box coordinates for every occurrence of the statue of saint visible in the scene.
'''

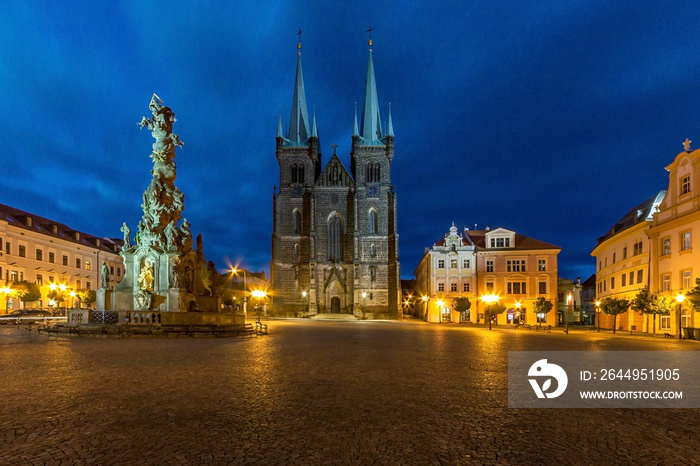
[138,259,154,291]
[121,223,131,246]
[101,262,110,290]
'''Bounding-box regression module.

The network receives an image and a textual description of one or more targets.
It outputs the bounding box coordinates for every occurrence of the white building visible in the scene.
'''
[0,204,123,312]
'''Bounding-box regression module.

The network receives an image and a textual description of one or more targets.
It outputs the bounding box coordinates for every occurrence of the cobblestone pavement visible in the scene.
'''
[1,320,699,465]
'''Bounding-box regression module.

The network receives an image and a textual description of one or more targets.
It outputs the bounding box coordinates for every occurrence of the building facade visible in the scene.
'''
[590,191,665,332]
[0,204,123,312]
[647,142,700,336]
[414,224,560,324]
[270,38,401,318]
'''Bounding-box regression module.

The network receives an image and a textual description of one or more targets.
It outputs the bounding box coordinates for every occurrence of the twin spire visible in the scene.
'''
[280,30,392,146]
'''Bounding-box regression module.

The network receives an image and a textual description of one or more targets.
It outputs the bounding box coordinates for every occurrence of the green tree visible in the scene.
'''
[452,297,472,321]
[485,301,506,326]
[686,278,700,312]
[631,287,672,336]
[12,281,41,308]
[600,297,630,334]
[532,297,553,327]
[76,289,96,307]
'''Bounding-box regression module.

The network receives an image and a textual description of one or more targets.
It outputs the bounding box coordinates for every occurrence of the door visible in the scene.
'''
[331,297,341,313]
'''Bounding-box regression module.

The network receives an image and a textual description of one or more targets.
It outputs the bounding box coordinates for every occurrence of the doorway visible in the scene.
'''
[331,297,341,313]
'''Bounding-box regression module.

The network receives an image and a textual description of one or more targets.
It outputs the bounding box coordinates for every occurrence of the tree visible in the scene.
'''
[631,287,672,336]
[532,297,553,327]
[12,281,41,308]
[686,278,700,312]
[599,297,630,334]
[452,297,471,322]
[485,301,506,326]
[76,289,96,308]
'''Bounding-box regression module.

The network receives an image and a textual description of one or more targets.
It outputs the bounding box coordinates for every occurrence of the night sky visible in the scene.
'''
[3,1,700,281]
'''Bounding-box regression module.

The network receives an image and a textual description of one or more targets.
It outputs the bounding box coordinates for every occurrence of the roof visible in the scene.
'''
[464,229,561,251]
[595,190,666,245]
[0,203,123,253]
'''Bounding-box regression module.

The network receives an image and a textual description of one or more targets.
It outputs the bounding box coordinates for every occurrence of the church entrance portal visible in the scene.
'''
[330,297,341,313]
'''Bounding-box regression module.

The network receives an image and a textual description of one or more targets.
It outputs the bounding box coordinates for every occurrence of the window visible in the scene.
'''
[438,282,444,292]
[85,261,91,271]
[369,209,377,234]
[662,274,671,292]
[660,315,671,330]
[4,242,9,254]
[86,282,91,290]
[10,271,18,282]
[661,238,670,256]
[63,255,68,266]
[538,281,547,295]
[490,237,510,248]
[486,260,494,273]
[507,259,526,272]
[36,249,43,261]
[450,259,457,269]
[612,252,616,264]
[450,283,457,292]
[18,245,26,257]
[76,258,81,269]
[370,244,376,257]
[290,162,305,183]
[49,275,54,284]
[507,282,526,295]
[36,274,43,285]
[463,282,470,292]
[450,244,456,252]
[681,231,691,251]
[293,209,302,234]
[76,280,82,289]
[117,268,121,277]
[681,175,691,195]
[110,266,114,275]
[294,243,300,256]
[538,259,546,272]
[636,270,643,284]
[486,281,494,292]
[438,259,445,269]
[327,215,342,260]
[366,162,380,182]
[683,270,692,289]
[48,252,55,263]
[622,274,626,287]
[622,247,627,260]
[611,277,615,289]
[463,259,470,269]
[633,240,643,255]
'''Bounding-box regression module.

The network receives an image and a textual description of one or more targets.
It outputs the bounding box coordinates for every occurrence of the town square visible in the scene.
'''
[3,1,700,464]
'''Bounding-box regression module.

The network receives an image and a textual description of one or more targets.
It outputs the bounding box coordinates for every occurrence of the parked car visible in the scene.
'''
[0,310,53,324]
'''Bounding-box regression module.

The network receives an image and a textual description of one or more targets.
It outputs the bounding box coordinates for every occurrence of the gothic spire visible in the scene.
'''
[386,102,394,137]
[360,28,383,143]
[287,33,311,143]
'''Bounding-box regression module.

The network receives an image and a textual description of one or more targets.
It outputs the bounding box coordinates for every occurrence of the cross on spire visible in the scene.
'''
[296,28,303,54]
[331,143,338,154]
[367,26,374,49]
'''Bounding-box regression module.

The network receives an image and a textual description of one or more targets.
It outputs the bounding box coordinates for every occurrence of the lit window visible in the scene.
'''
[538,259,546,272]
[681,175,691,195]
[681,231,691,251]
[450,259,457,269]
[85,261,91,271]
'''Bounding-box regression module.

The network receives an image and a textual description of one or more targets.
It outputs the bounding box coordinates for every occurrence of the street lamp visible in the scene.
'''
[421,295,429,321]
[515,301,521,325]
[595,300,601,332]
[251,290,267,319]
[1,287,11,314]
[232,268,248,318]
[436,299,444,323]
[481,294,499,330]
[676,294,685,339]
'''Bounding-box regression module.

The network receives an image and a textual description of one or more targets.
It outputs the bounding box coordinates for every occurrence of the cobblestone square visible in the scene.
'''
[1,320,699,464]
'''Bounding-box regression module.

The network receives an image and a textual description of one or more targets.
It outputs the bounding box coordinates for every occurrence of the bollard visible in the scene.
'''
[565,323,569,335]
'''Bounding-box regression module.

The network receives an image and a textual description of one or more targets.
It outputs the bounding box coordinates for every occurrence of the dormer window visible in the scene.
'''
[681,175,691,195]
[490,237,510,248]
[25,217,32,227]
[51,224,58,234]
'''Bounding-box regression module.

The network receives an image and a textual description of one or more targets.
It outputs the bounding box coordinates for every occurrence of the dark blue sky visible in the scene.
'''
[2,1,700,281]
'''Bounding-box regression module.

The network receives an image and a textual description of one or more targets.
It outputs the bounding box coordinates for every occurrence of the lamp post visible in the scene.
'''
[436,299,444,323]
[421,295,429,321]
[252,290,267,320]
[481,294,499,330]
[595,300,601,332]
[676,294,685,339]
[515,301,521,326]
[302,290,308,314]
[232,268,248,319]
[362,292,367,318]
[1,286,11,314]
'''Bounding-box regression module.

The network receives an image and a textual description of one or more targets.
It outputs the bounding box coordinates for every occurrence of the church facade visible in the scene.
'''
[270,38,401,319]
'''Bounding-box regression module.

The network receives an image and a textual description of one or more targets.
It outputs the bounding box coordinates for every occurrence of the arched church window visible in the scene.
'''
[369,209,377,234]
[370,243,376,257]
[294,243,300,257]
[293,208,302,234]
[365,162,381,182]
[328,214,342,261]
[290,163,305,184]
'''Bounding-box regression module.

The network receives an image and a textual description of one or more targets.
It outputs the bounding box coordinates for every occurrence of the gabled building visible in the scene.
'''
[591,191,665,332]
[270,36,401,318]
[0,204,123,312]
[414,224,560,324]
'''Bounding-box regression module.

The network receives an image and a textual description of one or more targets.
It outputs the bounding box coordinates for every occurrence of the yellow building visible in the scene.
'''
[415,224,560,325]
[647,141,700,337]
[0,204,123,312]
[591,191,665,332]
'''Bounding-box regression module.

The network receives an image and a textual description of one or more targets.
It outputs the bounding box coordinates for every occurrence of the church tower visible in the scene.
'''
[271,32,400,319]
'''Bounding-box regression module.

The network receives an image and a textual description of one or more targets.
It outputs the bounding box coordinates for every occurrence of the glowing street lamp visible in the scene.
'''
[421,295,429,321]
[595,300,601,332]
[676,294,685,339]
[515,301,521,325]
[481,294,500,330]
[231,268,248,317]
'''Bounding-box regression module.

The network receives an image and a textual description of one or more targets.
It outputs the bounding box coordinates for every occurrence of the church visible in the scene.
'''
[270,35,401,319]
